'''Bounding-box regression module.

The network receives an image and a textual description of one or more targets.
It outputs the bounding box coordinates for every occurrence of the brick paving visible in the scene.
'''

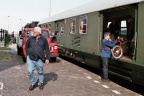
[0,44,141,96]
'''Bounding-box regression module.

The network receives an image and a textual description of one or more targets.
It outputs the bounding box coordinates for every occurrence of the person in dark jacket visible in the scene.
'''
[126,16,135,55]
[51,32,57,43]
[26,27,50,90]
[100,32,116,82]
[109,19,120,40]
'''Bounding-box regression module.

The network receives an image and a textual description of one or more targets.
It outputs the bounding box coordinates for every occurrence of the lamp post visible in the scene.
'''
[0,28,3,41]
[3,30,6,40]
[0,29,2,41]
[8,16,10,33]
[20,19,23,30]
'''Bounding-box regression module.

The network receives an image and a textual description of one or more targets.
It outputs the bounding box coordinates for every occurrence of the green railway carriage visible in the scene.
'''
[38,0,144,86]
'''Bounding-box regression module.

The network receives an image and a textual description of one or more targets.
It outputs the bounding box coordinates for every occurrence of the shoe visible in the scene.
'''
[101,78,110,83]
[29,84,36,90]
[39,84,44,90]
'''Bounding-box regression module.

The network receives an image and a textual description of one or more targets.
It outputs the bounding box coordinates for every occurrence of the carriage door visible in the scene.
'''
[55,22,61,44]
[99,12,104,53]
[56,21,64,46]
[133,7,138,60]
[55,22,61,45]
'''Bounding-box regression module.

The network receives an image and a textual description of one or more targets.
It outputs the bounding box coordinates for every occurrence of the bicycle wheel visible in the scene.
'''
[111,45,123,59]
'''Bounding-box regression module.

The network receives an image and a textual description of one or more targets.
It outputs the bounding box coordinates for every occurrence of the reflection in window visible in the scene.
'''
[121,20,127,35]
[79,15,87,34]
[70,18,76,34]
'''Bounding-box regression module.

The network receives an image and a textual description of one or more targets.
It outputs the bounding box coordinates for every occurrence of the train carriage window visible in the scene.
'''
[55,22,59,31]
[45,24,48,28]
[61,22,64,34]
[121,20,127,35]
[27,30,33,37]
[43,25,46,28]
[79,15,87,34]
[42,25,45,28]
[70,18,76,34]
[48,24,51,31]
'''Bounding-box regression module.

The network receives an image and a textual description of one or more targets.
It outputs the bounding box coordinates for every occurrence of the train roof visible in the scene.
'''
[38,0,144,25]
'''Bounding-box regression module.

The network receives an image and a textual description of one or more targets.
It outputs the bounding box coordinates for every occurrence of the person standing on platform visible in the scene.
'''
[26,27,50,90]
[100,32,116,82]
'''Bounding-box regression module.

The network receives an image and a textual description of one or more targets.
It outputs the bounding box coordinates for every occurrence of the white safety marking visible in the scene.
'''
[84,73,88,75]
[93,80,100,83]
[0,82,4,90]
[112,90,121,94]
[86,76,92,80]
[102,85,109,88]
[61,61,68,63]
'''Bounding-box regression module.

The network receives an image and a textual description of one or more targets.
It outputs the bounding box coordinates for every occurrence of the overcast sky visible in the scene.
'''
[0,0,95,33]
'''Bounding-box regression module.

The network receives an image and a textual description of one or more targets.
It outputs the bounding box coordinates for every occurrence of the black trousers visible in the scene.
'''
[101,57,109,79]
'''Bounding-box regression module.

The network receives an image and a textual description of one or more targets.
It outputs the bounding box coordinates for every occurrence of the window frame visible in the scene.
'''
[79,15,88,34]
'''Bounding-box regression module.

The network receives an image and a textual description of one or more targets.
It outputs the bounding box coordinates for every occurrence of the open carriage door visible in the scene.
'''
[56,21,64,46]
[133,7,138,60]
[98,12,104,54]
[136,2,144,64]
[55,22,60,44]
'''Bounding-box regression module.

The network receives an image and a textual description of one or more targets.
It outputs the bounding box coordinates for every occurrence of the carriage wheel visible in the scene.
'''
[111,45,123,59]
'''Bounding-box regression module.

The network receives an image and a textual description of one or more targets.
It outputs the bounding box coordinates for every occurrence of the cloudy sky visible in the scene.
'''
[0,0,95,33]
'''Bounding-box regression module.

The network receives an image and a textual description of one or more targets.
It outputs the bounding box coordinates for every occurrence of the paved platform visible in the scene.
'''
[0,44,141,96]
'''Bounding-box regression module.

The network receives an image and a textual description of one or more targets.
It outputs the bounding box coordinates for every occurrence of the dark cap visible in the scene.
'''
[104,32,110,35]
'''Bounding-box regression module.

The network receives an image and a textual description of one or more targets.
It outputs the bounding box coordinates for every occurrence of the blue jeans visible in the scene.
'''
[26,56,44,85]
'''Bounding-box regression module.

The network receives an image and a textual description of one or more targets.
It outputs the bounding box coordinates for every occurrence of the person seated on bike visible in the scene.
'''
[126,15,134,55]
[100,32,116,82]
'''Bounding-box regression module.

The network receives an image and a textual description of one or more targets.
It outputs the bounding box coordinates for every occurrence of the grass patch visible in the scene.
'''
[0,52,12,59]
[0,52,16,62]
[0,47,11,50]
